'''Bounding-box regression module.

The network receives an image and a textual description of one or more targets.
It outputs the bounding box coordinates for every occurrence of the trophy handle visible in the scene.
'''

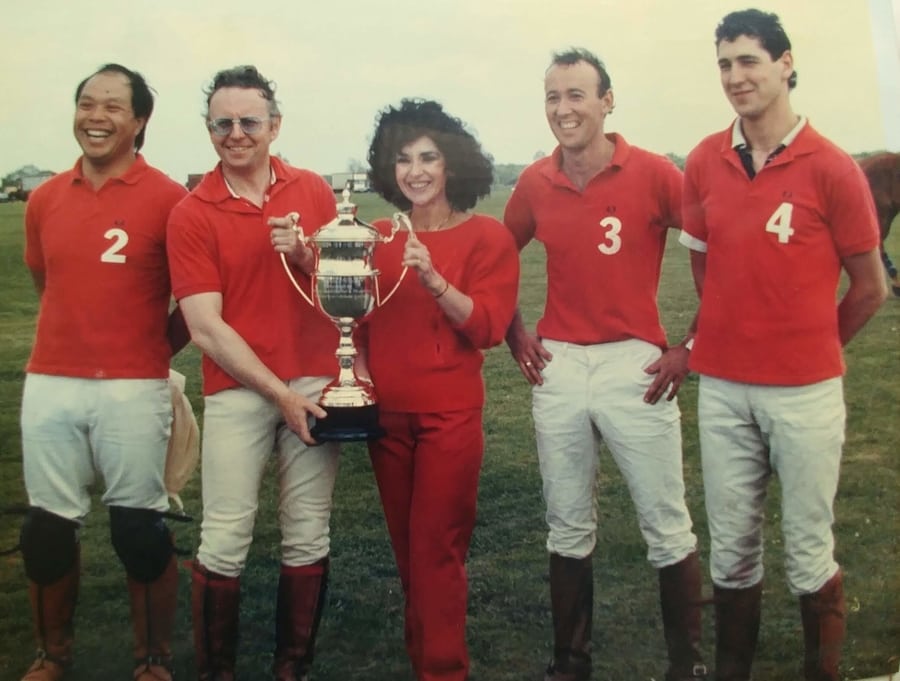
[278,212,315,307]
[376,212,416,307]
[382,211,415,243]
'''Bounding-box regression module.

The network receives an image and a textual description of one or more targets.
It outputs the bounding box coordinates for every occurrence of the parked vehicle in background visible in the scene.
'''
[3,171,54,200]
[326,171,370,193]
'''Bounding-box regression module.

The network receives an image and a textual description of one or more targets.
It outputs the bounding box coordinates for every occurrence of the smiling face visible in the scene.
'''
[717,34,793,121]
[544,60,614,153]
[73,71,144,172]
[394,135,449,210]
[206,86,280,175]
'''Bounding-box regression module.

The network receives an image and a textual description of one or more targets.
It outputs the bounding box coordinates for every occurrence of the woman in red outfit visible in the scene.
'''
[360,99,519,681]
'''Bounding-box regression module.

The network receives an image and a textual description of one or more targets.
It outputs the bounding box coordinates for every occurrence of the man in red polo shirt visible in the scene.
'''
[19,64,188,681]
[504,48,707,681]
[166,65,339,681]
[680,10,887,681]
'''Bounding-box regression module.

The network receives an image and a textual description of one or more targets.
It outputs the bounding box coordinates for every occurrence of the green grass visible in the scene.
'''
[1,194,898,681]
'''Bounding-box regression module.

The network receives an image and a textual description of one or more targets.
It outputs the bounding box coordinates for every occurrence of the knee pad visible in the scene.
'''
[109,506,174,583]
[20,507,80,585]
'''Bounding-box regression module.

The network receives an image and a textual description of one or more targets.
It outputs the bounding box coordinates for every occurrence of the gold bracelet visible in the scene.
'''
[433,279,450,299]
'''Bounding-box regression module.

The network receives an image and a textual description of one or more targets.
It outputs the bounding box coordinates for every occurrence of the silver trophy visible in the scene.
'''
[280,188,413,441]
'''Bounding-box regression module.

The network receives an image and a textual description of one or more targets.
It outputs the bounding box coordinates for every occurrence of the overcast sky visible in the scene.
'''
[2,0,898,184]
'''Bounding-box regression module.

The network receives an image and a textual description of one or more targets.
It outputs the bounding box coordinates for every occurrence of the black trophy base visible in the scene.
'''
[311,403,386,442]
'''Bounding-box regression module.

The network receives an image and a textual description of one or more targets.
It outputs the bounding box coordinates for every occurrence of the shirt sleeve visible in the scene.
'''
[822,157,881,257]
[23,188,45,274]
[680,150,708,251]
[659,158,684,230]
[502,177,536,251]
[454,219,520,349]
[166,199,223,300]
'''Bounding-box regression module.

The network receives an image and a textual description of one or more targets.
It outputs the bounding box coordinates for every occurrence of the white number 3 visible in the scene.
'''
[765,202,794,244]
[101,228,129,263]
[597,216,622,255]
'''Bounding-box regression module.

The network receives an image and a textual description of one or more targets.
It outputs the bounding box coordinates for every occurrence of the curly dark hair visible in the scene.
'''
[75,64,154,152]
[716,9,797,89]
[203,65,281,117]
[366,99,494,212]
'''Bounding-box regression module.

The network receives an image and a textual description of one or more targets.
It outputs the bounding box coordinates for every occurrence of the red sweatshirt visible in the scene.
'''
[363,213,519,412]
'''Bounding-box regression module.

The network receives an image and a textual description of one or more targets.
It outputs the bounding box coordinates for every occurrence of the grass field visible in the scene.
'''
[0,193,897,681]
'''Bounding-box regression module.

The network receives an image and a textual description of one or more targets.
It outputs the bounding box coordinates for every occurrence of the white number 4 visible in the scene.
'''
[765,202,794,244]
[101,227,129,263]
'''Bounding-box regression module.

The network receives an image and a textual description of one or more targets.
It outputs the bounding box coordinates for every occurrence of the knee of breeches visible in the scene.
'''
[547,529,596,559]
[711,552,764,590]
[109,505,174,583]
[20,507,80,585]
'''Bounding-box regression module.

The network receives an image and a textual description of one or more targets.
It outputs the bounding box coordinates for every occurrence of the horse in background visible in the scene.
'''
[859,151,900,297]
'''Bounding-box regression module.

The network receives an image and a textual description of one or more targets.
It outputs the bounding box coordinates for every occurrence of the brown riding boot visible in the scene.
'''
[713,582,762,681]
[129,555,179,681]
[799,571,846,681]
[273,558,329,681]
[21,552,80,681]
[192,561,240,681]
[543,553,593,681]
[659,552,708,680]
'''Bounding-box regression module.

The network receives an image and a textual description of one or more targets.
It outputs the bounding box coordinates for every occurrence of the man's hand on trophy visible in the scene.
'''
[268,213,315,274]
[276,388,326,446]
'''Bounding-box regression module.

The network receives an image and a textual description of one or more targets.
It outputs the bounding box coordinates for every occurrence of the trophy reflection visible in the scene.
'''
[280,188,412,442]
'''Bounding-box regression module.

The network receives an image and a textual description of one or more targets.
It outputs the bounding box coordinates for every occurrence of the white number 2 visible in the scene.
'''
[765,202,794,244]
[101,228,129,263]
[597,216,622,255]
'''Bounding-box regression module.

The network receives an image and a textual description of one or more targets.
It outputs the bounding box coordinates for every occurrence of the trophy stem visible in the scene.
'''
[335,319,359,387]
[311,317,384,442]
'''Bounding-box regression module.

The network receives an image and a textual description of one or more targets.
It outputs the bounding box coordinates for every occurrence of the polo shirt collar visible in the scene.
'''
[72,153,149,186]
[194,158,287,206]
[730,116,807,178]
[730,115,807,150]
[221,164,277,199]
[546,132,630,187]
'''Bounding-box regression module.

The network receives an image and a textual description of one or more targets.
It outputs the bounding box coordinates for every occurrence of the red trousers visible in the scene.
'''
[368,408,484,681]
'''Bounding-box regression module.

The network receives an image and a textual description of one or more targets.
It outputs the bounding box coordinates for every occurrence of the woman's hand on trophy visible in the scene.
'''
[268,214,315,274]
[402,234,433,272]
[403,235,443,292]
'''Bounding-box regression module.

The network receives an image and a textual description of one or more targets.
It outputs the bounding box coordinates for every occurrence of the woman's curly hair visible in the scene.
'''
[367,99,494,212]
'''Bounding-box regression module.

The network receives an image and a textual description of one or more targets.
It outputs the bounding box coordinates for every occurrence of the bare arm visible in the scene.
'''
[178,291,325,444]
[683,249,706,343]
[642,249,704,404]
[689,248,706,298]
[838,248,888,345]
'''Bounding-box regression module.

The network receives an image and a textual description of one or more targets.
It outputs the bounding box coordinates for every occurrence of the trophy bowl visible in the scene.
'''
[280,189,412,442]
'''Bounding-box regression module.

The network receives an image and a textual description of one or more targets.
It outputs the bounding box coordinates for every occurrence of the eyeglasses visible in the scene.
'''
[206,116,268,136]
